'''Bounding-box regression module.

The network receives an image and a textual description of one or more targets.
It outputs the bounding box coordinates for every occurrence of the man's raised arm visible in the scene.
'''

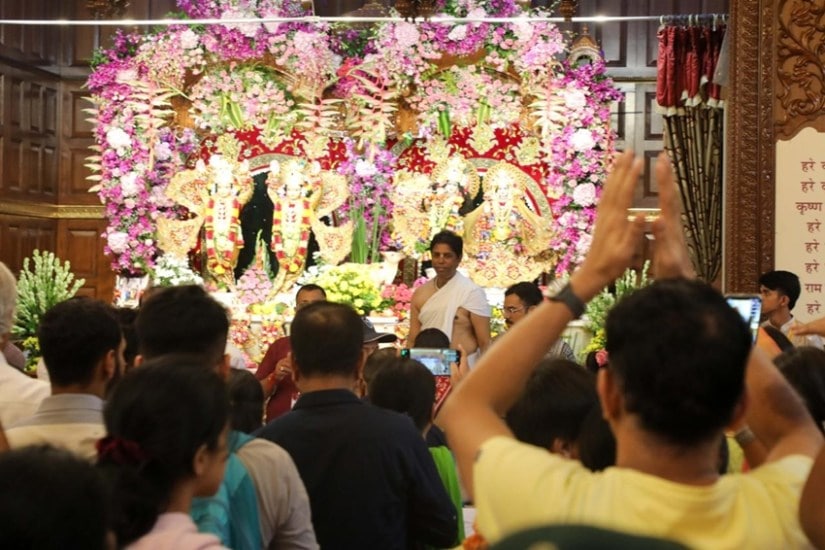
[439,151,649,497]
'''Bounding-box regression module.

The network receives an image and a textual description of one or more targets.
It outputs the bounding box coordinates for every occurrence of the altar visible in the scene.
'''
[90,0,619,364]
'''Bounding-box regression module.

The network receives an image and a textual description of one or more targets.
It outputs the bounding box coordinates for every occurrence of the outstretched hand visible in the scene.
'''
[794,316,825,337]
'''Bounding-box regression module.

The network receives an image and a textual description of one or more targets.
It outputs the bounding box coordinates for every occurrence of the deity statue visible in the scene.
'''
[392,154,479,257]
[266,157,352,292]
[424,154,479,239]
[158,135,254,289]
[462,161,556,286]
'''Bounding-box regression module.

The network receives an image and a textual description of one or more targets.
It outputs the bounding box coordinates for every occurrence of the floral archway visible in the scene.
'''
[87,0,621,356]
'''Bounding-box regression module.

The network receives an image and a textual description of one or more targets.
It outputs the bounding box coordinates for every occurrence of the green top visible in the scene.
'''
[429,445,465,547]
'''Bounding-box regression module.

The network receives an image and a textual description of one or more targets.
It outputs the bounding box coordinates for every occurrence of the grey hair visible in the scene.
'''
[0,262,17,337]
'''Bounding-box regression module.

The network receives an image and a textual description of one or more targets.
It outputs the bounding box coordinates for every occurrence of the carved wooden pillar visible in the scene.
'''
[725,0,775,291]
[726,0,824,290]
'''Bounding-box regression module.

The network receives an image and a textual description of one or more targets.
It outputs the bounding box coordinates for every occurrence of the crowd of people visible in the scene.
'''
[2,150,825,549]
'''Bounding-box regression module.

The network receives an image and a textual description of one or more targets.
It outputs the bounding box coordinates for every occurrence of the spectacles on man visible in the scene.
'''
[503,306,525,315]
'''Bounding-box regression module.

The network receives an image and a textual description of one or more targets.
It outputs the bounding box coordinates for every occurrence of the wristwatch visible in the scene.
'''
[548,282,586,319]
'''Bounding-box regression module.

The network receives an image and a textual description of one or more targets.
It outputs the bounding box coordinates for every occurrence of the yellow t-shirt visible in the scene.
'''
[474,436,814,550]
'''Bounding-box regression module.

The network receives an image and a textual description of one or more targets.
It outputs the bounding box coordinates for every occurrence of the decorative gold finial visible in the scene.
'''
[86,0,129,19]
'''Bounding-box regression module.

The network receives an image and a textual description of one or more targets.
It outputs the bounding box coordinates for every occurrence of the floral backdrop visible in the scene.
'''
[87,0,621,355]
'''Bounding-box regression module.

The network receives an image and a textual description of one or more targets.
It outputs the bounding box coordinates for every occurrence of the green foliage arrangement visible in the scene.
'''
[12,250,85,340]
[580,261,651,359]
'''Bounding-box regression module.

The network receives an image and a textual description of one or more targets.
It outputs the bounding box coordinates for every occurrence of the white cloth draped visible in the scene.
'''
[419,273,490,346]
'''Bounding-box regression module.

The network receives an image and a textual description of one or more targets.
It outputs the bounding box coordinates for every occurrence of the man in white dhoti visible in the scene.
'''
[409,231,491,365]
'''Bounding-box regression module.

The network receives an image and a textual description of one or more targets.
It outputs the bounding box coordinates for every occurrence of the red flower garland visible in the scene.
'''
[271,198,312,274]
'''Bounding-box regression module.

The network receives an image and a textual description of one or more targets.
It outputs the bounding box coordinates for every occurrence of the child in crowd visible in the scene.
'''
[98,357,230,549]
[227,369,265,434]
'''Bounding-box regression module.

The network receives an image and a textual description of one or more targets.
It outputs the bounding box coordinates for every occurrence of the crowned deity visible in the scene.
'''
[462,161,556,286]
[265,157,352,292]
[424,154,479,240]
[157,136,254,289]
[266,159,322,277]
[202,154,252,284]
[392,154,479,257]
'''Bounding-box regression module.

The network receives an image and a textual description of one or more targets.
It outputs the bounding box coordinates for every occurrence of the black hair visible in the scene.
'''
[576,404,616,472]
[0,445,110,550]
[775,346,825,434]
[583,350,601,375]
[506,359,597,449]
[106,307,140,398]
[368,358,435,432]
[227,369,265,433]
[413,328,451,348]
[38,297,122,387]
[297,284,326,299]
[99,357,229,546]
[761,325,795,352]
[136,285,229,366]
[504,281,544,308]
[363,347,399,388]
[114,307,140,369]
[430,230,463,258]
[606,279,751,446]
[759,270,801,310]
[290,301,364,378]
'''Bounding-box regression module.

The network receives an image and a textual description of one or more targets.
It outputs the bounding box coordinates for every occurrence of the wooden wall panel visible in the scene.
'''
[0,0,61,68]
[0,215,57,273]
[60,84,98,204]
[56,218,114,300]
[0,63,60,202]
[65,0,178,69]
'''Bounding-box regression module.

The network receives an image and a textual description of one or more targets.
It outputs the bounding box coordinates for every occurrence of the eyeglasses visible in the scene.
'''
[503,306,525,315]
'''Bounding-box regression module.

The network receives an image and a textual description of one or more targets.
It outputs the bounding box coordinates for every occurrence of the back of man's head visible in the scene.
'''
[369,358,435,433]
[506,359,597,450]
[504,282,543,307]
[38,298,121,387]
[606,279,751,446]
[759,270,801,310]
[290,301,364,378]
[136,285,228,365]
[0,262,17,338]
[413,328,451,348]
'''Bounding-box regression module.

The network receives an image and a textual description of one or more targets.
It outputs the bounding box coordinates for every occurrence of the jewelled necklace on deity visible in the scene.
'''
[271,198,312,274]
[204,195,241,275]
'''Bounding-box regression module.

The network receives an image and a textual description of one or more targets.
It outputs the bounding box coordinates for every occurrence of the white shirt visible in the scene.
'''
[0,352,49,428]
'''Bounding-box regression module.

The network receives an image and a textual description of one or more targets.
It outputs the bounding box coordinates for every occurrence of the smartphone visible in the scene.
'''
[400,348,460,375]
[725,294,762,343]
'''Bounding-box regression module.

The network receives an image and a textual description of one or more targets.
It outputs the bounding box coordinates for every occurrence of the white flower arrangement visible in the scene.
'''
[150,254,204,287]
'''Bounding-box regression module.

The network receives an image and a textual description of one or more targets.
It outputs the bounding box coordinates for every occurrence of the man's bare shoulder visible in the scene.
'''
[411,280,436,307]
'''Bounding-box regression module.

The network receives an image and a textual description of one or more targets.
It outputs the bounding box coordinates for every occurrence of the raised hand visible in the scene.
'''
[574,150,646,298]
[650,152,695,280]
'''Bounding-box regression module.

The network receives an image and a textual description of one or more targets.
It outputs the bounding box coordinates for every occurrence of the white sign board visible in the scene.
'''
[775,127,825,322]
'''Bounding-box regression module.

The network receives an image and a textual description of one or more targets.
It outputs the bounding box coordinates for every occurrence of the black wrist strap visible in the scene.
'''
[548,282,586,319]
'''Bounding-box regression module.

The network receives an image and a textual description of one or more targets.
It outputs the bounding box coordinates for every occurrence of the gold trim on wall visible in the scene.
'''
[0,200,105,219]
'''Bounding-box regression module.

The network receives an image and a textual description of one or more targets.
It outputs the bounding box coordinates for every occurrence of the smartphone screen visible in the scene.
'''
[400,348,460,375]
[725,295,762,343]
